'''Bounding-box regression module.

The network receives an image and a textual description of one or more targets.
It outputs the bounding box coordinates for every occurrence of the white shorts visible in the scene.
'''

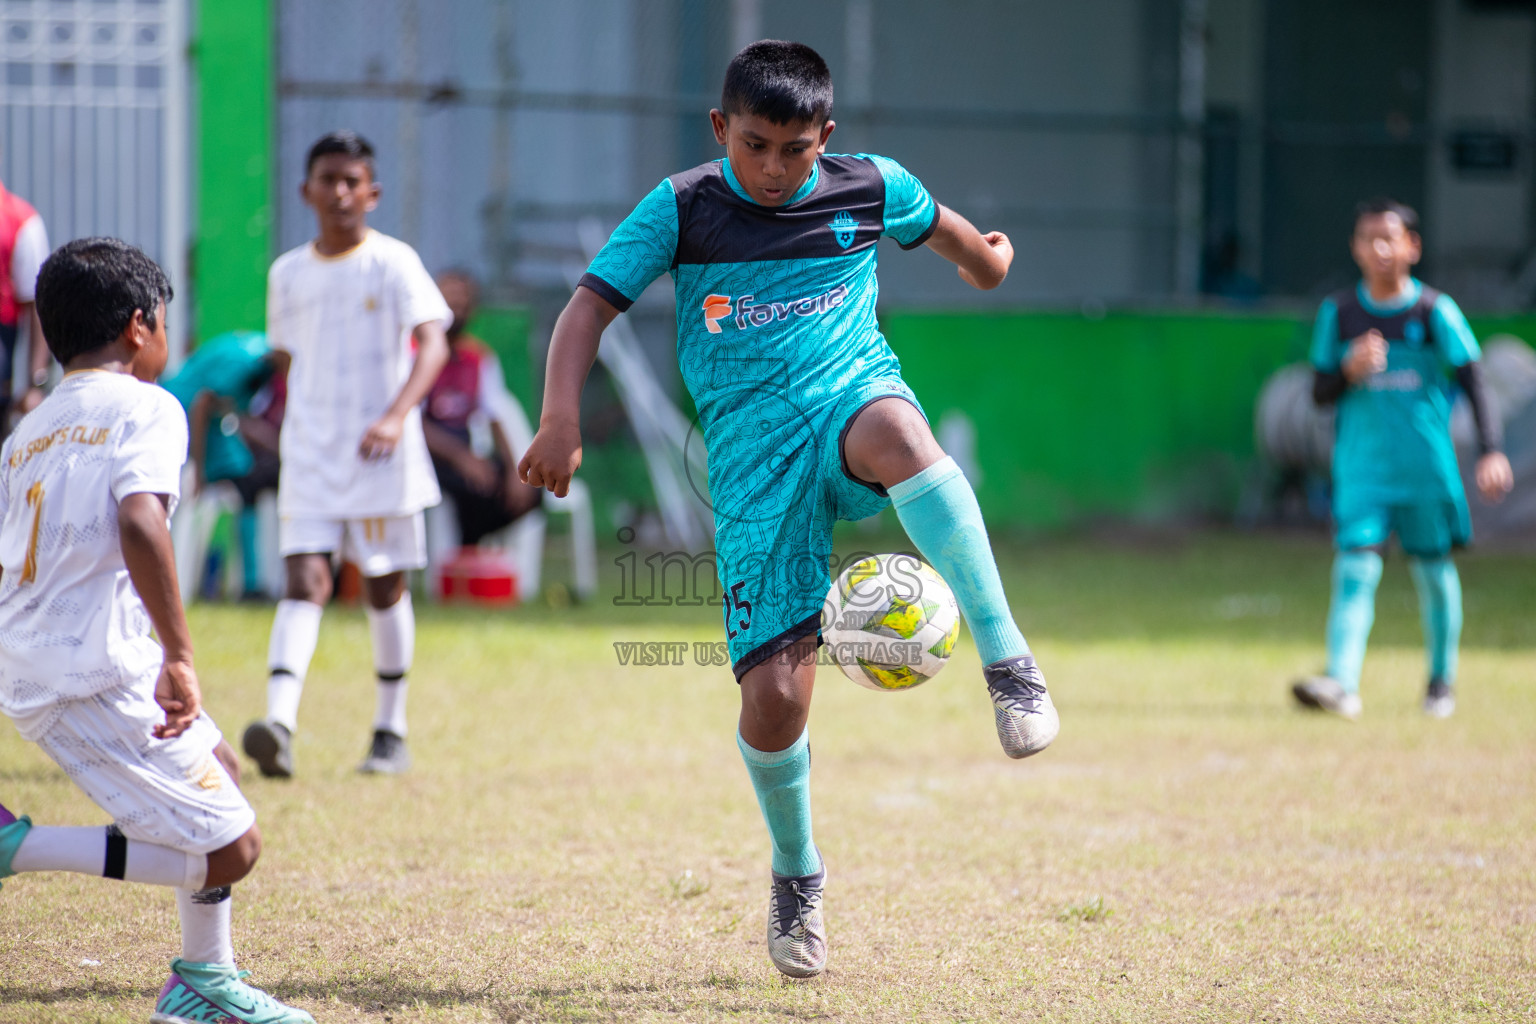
[279,513,428,576]
[34,688,255,855]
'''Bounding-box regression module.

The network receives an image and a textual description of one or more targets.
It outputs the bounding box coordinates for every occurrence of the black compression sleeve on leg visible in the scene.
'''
[1455,361,1503,455]
[103,825,127,880]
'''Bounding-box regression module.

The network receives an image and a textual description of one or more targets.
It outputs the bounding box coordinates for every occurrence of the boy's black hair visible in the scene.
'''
[721,40,833,127]
[1354,197,1419,234]
[305,129,376,176]
[34,237,173,364]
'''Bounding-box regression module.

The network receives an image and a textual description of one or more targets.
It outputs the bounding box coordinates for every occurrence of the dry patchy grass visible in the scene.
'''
[1,533,1533,1022]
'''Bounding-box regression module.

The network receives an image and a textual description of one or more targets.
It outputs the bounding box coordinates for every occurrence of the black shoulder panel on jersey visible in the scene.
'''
[1334,284,1439,344]
[671,156,886,266]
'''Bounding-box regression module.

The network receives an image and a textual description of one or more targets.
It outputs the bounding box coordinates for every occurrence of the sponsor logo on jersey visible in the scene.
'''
[828,210,858,249]
[702,294,733,334]
[1363,368,1424,392]
[700,285,852,333]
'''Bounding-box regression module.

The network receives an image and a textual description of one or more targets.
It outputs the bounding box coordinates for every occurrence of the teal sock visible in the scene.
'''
[1408,556,1461,686]
[237,508,260,595]
[1325,549,1383,694]
[889,456,1029,665]
[737,729,820,878]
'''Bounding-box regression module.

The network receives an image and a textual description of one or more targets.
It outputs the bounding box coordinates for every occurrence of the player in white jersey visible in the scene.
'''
[0,238,313,1024]
[242,130,450,779]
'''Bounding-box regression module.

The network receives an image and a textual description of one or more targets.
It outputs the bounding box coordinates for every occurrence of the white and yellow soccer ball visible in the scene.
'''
[822,553,961,691]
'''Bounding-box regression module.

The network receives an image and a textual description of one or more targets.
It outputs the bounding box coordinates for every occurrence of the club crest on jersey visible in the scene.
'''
[828,210,858,249]
[702,294,733,334]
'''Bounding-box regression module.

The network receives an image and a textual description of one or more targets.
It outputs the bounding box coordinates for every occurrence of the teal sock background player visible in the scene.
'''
[520,40,1058,978]
[1293,198,1513,720]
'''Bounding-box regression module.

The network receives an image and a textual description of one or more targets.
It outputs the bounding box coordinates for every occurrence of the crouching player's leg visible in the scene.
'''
[842,396,1059,758]
[0,706,311,1023]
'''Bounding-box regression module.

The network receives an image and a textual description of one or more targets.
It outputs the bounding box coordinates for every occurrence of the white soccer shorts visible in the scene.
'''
[34,687,255,855]
[278,512,428,577]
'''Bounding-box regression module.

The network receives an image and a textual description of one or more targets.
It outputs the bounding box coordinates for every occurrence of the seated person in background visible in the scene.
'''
[162,330,282,597]
[423,270,540,546]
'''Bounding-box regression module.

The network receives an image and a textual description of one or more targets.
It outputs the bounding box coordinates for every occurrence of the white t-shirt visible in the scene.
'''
[267,230,450,517]
[0,372,187,739]
[10,215,48,303]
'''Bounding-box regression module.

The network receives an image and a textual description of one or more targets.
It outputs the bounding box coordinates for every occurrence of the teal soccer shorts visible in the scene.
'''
[708,376,923,679]
[1334,496,1471,558]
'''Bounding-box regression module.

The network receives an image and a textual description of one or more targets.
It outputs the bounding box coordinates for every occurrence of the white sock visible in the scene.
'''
[267,599,323,731]
[367,592,413,737]
[176,886,235,965]
[13,825,205,888]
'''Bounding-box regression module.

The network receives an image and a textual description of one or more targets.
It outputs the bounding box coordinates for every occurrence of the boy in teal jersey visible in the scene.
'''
[520,41,1057,978]
[1294,199,1512,720]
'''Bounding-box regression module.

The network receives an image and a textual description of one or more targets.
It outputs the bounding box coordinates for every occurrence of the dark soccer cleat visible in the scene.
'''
[151,957,313,1023]
[767,861,827,978]
[357,729,411,775]
[241,720,294,779]
[984,654,1060,758]
[1423,677,1455,719]
[1291,675,1361,720]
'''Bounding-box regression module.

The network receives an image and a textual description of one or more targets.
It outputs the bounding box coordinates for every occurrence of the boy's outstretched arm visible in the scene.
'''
[359,320,450,460]
[119,491,200,738]
[925,204,1013,290]
[519,286,621,497]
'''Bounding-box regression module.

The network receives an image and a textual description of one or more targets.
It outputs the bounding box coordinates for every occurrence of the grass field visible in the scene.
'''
[2,532,1533,1022]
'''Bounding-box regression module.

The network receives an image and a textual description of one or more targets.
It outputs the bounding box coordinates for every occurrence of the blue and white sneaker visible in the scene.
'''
[1292,675,1362,720]
[1423,678,1455,719]
[0,802,32,891]
[767,861,827,978]
[984,655,1060,758]
[150,958,313,1024]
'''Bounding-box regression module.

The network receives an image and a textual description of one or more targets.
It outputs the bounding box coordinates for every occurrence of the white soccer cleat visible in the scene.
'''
[767,862,827,978]
[1423,679,1455,719]
[984,655,1060,758]
[1292,675,1362,720]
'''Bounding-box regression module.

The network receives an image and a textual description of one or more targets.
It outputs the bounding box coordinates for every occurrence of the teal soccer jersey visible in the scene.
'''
[581,154,940,676]
[1311,279,1478,553]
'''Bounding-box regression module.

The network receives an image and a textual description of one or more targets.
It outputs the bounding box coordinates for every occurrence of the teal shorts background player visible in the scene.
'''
[522,40,1059,980]
[1293,197,1512,721]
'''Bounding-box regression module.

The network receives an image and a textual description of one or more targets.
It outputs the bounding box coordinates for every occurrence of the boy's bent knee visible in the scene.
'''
[364,571,407,609]
[284,554,332,604]
[205,824,261,888]
[842,398,943,489]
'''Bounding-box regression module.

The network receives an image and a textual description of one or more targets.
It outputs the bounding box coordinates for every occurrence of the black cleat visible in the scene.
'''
[241,720,294,779]
[357,729,411,775]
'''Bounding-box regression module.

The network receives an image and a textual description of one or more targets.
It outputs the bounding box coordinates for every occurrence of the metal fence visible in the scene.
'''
[0,0,188,355]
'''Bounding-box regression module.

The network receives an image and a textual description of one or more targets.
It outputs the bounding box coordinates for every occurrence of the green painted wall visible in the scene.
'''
[193,0,272,342]
[884,311,1307,528]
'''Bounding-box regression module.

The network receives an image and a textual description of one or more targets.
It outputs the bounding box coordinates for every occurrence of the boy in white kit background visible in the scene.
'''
[242,130,450,779]
[0,237,313,1023]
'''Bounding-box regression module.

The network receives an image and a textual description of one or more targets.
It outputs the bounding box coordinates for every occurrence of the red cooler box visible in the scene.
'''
[436,547,519,605]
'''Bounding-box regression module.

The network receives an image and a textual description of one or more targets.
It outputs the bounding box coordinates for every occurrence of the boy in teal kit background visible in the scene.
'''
[1294,198,1512,720]
[520,40,1057,978]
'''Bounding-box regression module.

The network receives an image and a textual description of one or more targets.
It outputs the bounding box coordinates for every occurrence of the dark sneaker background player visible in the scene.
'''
[0,237,311,1023]
[519,40,1058,978]
[1295,198,1512,720]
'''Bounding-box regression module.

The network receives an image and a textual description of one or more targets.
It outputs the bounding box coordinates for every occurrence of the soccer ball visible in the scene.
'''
[821,553,961,691]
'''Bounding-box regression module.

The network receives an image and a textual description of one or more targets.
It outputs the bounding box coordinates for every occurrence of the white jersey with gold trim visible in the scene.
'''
[0,371,186,739]
[267,229,450,518]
